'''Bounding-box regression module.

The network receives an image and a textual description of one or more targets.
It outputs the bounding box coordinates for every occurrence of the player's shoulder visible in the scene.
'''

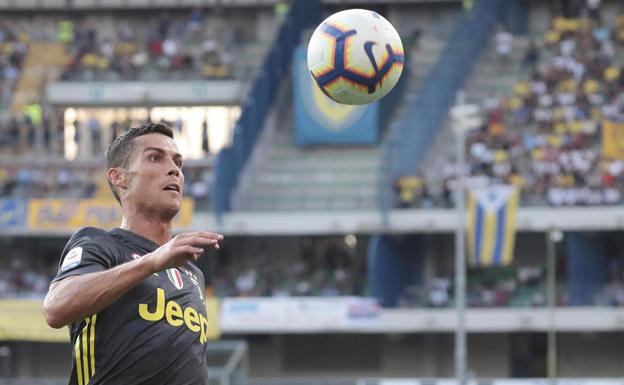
[67,227,118,249]
[57,227,121,274]
[70,226,114,240]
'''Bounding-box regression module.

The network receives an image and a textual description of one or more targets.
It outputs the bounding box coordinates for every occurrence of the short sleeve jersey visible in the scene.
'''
[52,227,209,385]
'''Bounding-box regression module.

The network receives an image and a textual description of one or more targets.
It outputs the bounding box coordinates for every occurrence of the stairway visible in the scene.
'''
[232,82,382,212]
[10,41,67,116]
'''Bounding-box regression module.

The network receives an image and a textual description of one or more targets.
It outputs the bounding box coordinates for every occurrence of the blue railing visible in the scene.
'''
[212,0,322,215]
[379,0,508,213]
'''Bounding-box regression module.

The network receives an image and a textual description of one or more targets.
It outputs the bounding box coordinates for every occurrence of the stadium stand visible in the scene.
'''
[59,11,240,81]
[0,160,214,208]
[413,7,624,208]
[0,7,271,160]
[213,0,322,213]
[381,0,509,211]
[0,23,27,116]
[4,226,622,309]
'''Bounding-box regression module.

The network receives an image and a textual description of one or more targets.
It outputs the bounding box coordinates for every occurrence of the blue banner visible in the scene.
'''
[0,199,26,228]
[294,47,379,145]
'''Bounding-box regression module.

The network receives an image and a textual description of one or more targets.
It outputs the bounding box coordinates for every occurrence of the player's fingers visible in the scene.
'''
[203,241,220,250]
[175,235,213,245]
[180,245,204,255]
[177,231,222,239]
[182,235,221,247]
[174,232,191,239]
[189,231,224,240]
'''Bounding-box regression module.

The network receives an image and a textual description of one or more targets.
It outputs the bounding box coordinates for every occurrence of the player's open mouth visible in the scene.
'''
[163,184,181,194]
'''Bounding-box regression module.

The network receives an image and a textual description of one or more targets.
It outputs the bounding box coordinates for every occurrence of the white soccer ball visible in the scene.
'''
[307,9,404,105]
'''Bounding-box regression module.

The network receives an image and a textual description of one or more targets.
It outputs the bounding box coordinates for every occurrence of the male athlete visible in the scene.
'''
[44,122,223,385]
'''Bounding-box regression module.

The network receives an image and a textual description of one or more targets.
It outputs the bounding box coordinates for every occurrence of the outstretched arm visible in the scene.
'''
[44,231,223,328]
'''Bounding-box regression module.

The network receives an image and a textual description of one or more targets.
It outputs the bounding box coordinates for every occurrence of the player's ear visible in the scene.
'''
[107,167,127,190]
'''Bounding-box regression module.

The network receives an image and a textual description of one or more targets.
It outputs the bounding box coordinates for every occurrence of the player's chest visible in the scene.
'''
[125,252,205,303]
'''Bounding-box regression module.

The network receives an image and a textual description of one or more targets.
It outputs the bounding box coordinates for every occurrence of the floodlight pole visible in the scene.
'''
[546,229,561,385]
[451,100,481,385]
[454,122,467,385]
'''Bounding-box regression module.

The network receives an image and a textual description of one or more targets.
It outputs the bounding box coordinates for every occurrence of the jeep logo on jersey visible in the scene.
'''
[138,288,209,344]
[166,268,184,289]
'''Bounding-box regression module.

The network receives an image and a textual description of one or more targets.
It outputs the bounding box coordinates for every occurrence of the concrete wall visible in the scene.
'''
[7,342,71,377]
[558,332,624,377]
[242,333,511,378]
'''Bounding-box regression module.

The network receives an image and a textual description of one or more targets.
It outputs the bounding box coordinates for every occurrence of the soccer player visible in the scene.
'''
[44,122,222,385]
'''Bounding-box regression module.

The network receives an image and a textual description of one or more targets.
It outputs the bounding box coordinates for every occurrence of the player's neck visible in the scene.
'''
[119,214,173,246]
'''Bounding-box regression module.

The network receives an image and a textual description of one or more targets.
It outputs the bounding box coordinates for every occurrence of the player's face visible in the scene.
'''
[125,133,185,220]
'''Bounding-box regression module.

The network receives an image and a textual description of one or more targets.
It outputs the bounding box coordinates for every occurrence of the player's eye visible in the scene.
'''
[149,153,161,162]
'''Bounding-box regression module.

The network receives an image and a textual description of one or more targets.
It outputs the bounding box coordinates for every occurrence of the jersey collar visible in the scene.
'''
[110,228,161,252]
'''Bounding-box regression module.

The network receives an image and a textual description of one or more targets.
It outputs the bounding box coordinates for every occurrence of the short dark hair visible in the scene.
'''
[105,122,175,204]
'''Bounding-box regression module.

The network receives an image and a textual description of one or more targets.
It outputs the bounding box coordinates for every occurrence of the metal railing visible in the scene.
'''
[207,340,249,385]
[212,0,322,216]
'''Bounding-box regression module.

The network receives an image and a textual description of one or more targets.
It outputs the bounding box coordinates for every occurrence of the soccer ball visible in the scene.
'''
[307,9,404,105]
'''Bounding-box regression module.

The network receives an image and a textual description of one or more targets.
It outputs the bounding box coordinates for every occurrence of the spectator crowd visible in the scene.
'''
[396,5,624,208]
[399,265,554,308]
[0,161,214,210]
[6,247,623,309]
[58,10,249,82]
[213,240,367,298]
[0,7,265,159]
[399,263,624,308]
[0,248,56,300]
[0,22,26,111]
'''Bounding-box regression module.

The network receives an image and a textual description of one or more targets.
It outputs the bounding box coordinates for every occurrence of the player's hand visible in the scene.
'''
[144,231,223,273]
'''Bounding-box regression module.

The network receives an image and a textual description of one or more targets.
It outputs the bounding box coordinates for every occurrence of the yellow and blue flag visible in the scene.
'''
[467,185,519,267]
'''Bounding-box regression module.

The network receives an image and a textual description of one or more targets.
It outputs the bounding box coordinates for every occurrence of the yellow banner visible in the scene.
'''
[602,119,624,160]
[0,298,220,342]
[205,297,221,340]
[28,198,194,230]
[0,300,68,342]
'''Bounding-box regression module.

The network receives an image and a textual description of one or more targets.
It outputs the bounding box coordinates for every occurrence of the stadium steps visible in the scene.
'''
[10,41,67,115]
[237,137,382,211]
[407,36,445,91]
[231,78,383,211]
[419,36,530,190]
[464,37,529,103]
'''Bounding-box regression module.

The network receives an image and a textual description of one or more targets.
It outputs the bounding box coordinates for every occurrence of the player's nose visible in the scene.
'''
[167,159,181,178]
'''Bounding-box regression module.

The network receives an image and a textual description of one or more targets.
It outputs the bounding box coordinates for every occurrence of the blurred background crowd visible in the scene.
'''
[394,6,624,208]
[0,0,623,309]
